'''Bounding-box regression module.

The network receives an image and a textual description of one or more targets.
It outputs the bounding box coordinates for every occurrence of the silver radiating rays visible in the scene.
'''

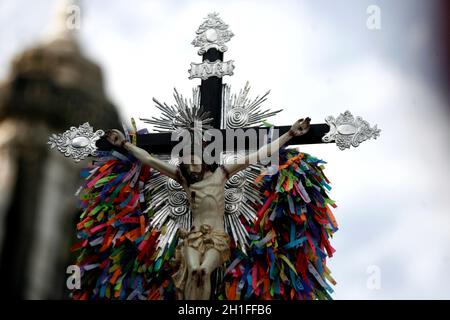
[142,84,279,256]
[144,156,191,258]
[222,152,262,253]
[140,87,213,138]
[222,82,282,129]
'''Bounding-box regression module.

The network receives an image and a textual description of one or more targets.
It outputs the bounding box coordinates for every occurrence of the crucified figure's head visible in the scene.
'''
[178,143,218,185]
[181,153,204,181]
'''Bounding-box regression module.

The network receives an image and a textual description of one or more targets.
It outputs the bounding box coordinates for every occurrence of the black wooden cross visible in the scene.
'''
[48,13,378,162]
[94,13,377,155]
[97,49,330,154]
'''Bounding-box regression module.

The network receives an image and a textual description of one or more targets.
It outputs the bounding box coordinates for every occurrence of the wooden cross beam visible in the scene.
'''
[96,125,330,154]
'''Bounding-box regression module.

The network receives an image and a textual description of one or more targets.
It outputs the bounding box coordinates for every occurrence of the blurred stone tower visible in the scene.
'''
[0,0,120,299]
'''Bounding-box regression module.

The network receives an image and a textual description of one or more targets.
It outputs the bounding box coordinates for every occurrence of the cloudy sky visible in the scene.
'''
[0,0,449,299]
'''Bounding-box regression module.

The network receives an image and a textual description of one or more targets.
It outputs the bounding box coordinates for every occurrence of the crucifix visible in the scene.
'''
[49,13,380,300]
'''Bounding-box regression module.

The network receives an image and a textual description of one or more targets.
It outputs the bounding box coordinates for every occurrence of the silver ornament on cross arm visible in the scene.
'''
[322,110,381,150]
[47,122,104,162]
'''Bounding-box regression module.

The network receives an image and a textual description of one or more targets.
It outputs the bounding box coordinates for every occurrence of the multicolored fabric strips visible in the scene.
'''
[70,146,337,300]
[71,150,176,300]
[220,148,338,300]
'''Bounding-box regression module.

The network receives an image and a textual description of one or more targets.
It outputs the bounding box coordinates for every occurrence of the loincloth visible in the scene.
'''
[172,224,230,298]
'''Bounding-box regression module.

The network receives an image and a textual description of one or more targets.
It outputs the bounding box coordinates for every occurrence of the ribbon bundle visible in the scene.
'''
[71,150,176,300]
[221,148,338,300]
[70,144,338,300]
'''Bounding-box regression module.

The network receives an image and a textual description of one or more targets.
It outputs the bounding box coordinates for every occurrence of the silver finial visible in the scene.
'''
[192,12,234,55]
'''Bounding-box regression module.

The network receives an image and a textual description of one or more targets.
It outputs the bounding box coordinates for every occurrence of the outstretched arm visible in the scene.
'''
[223,117,311,177]
[106,129,180,182]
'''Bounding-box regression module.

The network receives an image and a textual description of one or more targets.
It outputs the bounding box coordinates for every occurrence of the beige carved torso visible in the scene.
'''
[181,167,227,231]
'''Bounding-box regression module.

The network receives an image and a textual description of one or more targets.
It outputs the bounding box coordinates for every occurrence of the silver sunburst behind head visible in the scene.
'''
[140,87,213,141]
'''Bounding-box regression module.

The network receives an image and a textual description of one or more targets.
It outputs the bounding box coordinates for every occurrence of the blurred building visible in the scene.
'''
[0,1,120,299]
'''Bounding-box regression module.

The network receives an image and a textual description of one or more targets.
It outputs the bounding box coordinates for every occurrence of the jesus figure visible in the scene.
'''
[106,117,310,300]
